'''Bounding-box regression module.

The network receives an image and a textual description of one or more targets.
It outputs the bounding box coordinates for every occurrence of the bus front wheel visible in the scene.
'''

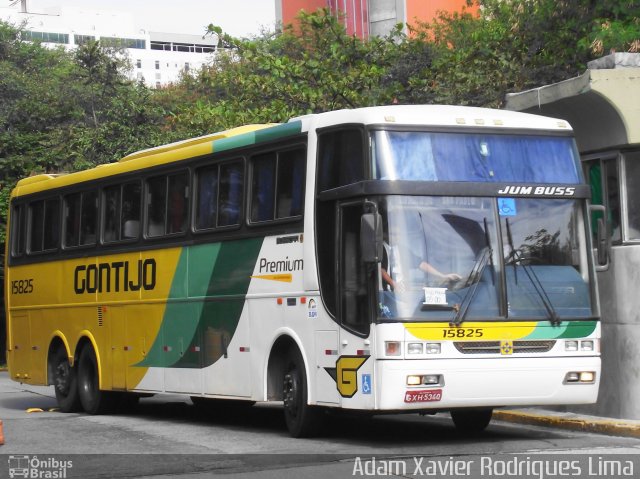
[77,345,116,414]
[450,408,493,433]
[51,347,81,412]
[282,348,322,438]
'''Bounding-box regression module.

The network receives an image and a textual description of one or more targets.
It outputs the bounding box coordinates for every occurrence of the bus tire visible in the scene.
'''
[282,347,322,438]
[450,408,493,433]
[51,347,81,413]
[77,345,116,415]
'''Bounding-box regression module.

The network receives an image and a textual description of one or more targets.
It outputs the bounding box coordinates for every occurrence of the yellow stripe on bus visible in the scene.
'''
[250,274,293,283]
[405,322,538,341]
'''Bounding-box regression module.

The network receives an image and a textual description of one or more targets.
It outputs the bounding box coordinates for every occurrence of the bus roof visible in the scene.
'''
[12,105,572,198]
[12,123,283,198]
[292,104,572,132]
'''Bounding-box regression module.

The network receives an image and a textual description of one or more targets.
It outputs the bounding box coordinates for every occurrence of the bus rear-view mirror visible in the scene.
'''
[360,213,383,263]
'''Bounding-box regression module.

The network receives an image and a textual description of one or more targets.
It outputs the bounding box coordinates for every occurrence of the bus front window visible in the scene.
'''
[378,196,500,321]
[501,198,594,319]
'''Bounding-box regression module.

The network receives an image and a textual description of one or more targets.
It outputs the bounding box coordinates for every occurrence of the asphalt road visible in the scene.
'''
[1,371,639,478]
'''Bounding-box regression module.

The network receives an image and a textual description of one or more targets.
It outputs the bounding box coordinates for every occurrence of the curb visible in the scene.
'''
[493,409,640,439]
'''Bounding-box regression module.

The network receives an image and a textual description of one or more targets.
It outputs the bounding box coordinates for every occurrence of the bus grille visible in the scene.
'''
[454,340,556,354]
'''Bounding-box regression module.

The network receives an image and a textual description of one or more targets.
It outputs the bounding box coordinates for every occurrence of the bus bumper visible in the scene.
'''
[375,356,600,411]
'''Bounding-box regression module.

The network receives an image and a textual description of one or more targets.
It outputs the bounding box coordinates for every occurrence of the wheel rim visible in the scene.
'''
[55,359,71,396]
[283,370,300,419]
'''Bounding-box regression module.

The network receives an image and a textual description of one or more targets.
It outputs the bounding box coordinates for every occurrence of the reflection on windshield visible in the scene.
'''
[372,131,581,183]
[377,196,594,322]
[500,198,592,319]
[378,196,499,321]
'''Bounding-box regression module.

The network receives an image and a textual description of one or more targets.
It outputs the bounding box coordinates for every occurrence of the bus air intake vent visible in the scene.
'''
[454,340,555,354]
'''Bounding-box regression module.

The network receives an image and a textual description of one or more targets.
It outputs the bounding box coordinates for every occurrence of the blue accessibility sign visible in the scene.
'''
[362,374,372,395]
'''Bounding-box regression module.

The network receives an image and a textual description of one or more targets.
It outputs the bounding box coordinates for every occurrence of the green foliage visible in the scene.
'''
[582,1,640,55]
[164,10,428,136]
[0,21,171,245]
[0,3,638,248]
[422,0,640,107]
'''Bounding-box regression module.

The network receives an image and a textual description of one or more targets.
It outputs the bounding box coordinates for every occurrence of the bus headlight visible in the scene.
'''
[407,343,423,354]
[565,340,597,352]
[564,340,578,352]
[406,374,443,386]
[580,340,594,351]
[425,343,441,354]
[565,371,596,383]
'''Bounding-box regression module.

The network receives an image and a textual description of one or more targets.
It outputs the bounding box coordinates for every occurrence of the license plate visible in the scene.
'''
[404,389,443,403]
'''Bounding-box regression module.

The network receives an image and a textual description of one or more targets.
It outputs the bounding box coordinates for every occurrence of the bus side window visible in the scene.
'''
[121,183,141,239]
[623,152,640,241]
[251,152,276,223]
[586,158,621,243]
[317,128,365,191]
[196,165,218,230]
[219,161,243,226]
[10,204,26,257]
[103,185,120,243]
[146,176,167,237]
[29,198,60,253]
[276,148,305,219]
[250,148,304,224]
[146,173,187,236]
[104,182,140,243]
[64,191,98,248]
[80,191,98,245]
[168,172,188,234]
[63,193,82,247]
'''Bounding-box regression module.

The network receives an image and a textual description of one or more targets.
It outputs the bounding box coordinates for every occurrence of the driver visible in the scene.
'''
[382,240,461,292]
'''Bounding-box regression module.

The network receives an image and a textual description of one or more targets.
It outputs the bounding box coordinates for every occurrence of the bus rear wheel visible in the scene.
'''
[450,408,493,433]
[282,348,322,438]
[77,345,116,414]
[51,347,81,412]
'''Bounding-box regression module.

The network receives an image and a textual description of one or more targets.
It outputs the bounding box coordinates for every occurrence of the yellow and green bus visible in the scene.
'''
[5,105,601,437]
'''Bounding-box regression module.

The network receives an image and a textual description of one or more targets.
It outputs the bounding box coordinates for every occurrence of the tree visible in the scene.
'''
[416,0,640,107]
[0,21,173,244]
[162,9,428,137]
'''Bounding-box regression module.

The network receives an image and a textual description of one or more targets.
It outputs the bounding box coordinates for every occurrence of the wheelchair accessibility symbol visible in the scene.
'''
[362,374,372,394]
[498,198,517,216]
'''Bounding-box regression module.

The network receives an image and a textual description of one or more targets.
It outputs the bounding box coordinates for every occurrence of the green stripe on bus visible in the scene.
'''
[136,243,221,367]
[556,321,597,339]
[177,237,263,368]
[213,132,257,153]
[137,238,263,368]
[524,320,596,340]
[254,121,302,143]
[211,121,302,154]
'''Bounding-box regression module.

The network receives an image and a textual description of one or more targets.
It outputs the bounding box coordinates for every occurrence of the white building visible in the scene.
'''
[0,2,219,88]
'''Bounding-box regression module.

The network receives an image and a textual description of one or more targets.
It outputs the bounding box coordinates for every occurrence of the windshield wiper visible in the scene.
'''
[505,218,561,326]
[450,245,492,326]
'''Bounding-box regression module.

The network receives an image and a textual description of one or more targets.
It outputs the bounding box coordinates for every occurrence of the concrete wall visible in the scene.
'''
[506,53,640,419]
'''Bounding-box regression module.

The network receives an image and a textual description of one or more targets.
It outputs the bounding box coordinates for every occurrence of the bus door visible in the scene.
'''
[108,305,127,390]
[335,201,376,408]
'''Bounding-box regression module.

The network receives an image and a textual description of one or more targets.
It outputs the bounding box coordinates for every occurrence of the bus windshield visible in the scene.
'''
[372,130,581,183]
[377,196,594,322]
